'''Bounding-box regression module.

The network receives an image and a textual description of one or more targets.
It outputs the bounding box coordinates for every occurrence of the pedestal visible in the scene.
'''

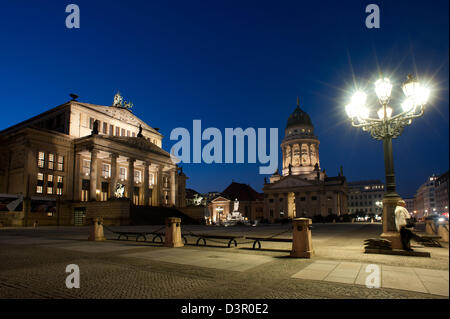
[164,217,184,248]
[290,218,314,258]
[88,217,106,241]
[380,195,403,250]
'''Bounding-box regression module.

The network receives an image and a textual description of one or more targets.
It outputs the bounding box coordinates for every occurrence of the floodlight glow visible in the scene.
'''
[351,91,367,108]
[415,85,430,105]
[358,106,370,119]
[401,97,415,113]
[345,103,358,118]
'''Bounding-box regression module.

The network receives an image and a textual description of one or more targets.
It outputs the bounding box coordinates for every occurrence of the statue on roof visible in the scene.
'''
[113,91,133,111]
[137,124,143,137]
[113,91,123,107]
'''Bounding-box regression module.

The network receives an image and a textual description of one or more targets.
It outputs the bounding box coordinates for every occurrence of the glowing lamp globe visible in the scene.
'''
[375,78,392,102]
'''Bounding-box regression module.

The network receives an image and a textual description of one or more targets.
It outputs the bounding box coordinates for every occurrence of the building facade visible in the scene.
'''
[414,174,438,218]
[0,93,187,226]
[435,171,449,216]
[347,180,385,217]
[208,182,264,224]
[262,99,348,222]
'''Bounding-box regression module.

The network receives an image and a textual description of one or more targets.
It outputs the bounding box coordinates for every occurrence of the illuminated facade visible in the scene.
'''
[347,180,385,216]
[0,93,187,226]
[263,99,348,222]
[414,174,438,218]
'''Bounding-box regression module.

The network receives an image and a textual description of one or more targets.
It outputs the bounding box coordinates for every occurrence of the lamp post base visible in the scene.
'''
[380,232,402,250]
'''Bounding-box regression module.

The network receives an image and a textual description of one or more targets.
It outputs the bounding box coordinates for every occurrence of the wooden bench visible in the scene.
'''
[245,236,292,249]
[195,234,244,248]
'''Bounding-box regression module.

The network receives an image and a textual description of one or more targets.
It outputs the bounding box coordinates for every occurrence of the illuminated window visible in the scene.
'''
[149,173,155,186]
[119,167,127,180]
[102,164,111,178]
[36,173,44,193]
[82,159,91,176]
[134,170,142,183]
[56,176,63,195]
[121,128,125,136]
[48,154,54,170]
[38,152,45,168]
[127,130,130,137]
[115,127,120,136]
[57,155,64,171]
[47,175,54,194]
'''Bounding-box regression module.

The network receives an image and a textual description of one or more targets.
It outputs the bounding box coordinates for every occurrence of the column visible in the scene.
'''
[109,153,118,198]
[291,144,295,166]
[127,158,135,200]
[89,148,98,201]
[143,162,150,206]
[170,168,176,206]
[308,143,312,166]
[157,165,163,206]
[74,153,81,201]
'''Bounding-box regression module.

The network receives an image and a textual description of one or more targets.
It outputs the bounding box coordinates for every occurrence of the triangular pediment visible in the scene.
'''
[266,175,315,190]
[211,196,230,203]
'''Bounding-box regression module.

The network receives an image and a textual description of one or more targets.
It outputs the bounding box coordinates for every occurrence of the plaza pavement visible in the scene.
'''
[0,223,448,299]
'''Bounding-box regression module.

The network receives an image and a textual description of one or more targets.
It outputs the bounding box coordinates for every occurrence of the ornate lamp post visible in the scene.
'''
[344,74,430,248]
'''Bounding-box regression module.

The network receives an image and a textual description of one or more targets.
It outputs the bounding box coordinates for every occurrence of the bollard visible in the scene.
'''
[164,217,184,248]
[425,220,438,235]
[290,218,314,258]
[88,217,106,241]
[438,221,449,243]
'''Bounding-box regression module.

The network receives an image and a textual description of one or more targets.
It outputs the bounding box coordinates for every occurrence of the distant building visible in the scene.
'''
[404,197,415,214]
[208,182,264,224]
[414,174,438,218]
[263,99,348,222]
[435,171,449,215]
[347,180,384,216]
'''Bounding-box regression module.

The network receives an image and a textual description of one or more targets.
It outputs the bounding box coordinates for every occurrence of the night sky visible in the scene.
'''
[0,0,448,198]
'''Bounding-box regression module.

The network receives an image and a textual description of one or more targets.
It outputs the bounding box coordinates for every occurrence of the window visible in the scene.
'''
[100,182,108,201]
[300,197,306,201]
[134,170,142,183]
[132,132,135,137]
[102,122,108,134]
[133,187,140,205]
[311,196,317,200]
[109,124,114,135]
[38,152,45,168]
[48,154,54,169]
[127,130,130,137]
[47,175,53,194]
[81,179,89,201]
[121,128,125,136]
[115,127,120,136]
[89,117,95,129]
[149,173,155,186]
[82,159,90,176]
[57,155,64,171]
[102,164,110,178]
[119,167,127,180]
[269,199,274,203]
[36,173,44,193]
[270,209,274,217]
[56,176,63,195]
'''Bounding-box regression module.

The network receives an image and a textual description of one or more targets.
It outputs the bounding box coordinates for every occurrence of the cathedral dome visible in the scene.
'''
[286,105,312,128]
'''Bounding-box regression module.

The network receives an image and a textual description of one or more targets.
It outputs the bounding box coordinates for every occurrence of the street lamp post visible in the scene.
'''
[344,74,430,248]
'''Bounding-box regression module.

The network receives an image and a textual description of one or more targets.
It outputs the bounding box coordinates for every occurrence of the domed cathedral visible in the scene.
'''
[262,98,348,223]
[281,97,321,178]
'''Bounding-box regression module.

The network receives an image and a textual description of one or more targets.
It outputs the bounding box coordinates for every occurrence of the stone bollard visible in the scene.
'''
[438,221,449,243]
[425,220,438,235]
[290,218,314,258]
[88,217,106,241]
[164,217,184,248]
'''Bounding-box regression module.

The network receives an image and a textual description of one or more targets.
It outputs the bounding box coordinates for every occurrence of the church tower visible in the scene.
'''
[281,98,320,178]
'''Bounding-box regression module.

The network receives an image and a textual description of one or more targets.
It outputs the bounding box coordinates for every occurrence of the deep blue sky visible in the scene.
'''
[0,0,448,198]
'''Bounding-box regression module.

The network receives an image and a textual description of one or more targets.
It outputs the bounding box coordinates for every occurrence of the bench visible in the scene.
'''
[245,236,292,249]
[115,231,163,243]
[414,233,442,247]
[194,234,244,248]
